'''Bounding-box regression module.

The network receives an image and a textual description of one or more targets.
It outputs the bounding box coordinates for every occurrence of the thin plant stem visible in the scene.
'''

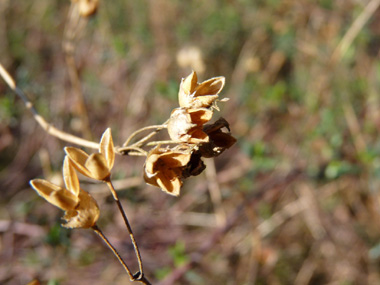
[331,0,380,62]
[146,140,182,146]
[123,120,169,147]
[92,224,151,284]
[123,151,147,156]
[118,140,184,155]
[0,62,99,149]
[105,179,145,278]
[130,130,163,148]
[92,224,134,278]
[116,146,148,156]
[63,2,92,139]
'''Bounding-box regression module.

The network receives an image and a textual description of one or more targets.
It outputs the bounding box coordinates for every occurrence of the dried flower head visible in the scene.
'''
[144,145,193,196]
[145,72,236,195]
[199,118,237,158]
[65,128,115,181]
[30,157,99,228]
[167,108,213,143]
[71,0,99,17]
[178,71,227,110]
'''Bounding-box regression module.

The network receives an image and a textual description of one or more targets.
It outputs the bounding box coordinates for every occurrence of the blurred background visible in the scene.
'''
[2,0,380,284]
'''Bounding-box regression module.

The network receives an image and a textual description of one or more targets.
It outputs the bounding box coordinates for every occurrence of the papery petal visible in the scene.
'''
[188,108,213,125]
[49,191,78,211]
[182,71,198,95]
[179,71,198,108]
[156,170,182,196]
[85,153,110,181]
[63,156,80,197]
[144,145,190,196]
[144,168,182,196]
[159,152,192,168]
[99,128,115,170]
[143,170,159,187]
[30,179,78,210]
[187,128,209,143]
[145,145,191,175]
[145,152,162,175]
[62,189,100,228]
[188,95,219,109]
[30,179,62,195]
[64,147,92,178]
[195,76,225,96]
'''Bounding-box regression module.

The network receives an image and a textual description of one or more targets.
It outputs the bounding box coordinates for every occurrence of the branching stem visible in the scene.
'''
[116,146,148,156]
[123,121,169,147]
[92,224,151,284]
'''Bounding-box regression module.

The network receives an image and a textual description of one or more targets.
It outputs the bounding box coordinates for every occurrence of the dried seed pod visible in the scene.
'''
[178,71,226,109]
[144,145,192,196]
[84,153,110,180]
[64,128,115,181]
[144,144,209,196]
[30,157,100,228]
[167,108,197,142]
[167,108,212,143]
[62,189,100,228]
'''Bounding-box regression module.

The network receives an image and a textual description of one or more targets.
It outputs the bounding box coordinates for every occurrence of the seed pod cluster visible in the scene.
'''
[30,128,115,228]
[144,71,236,196]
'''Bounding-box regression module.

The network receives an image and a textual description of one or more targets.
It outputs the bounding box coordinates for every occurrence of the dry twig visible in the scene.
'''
[332,0,380,62]
[0,63,99,149]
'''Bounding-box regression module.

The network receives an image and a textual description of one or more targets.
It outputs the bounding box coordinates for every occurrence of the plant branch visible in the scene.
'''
[92,224,151,284]
[116,145,148,156]
[105,179,145,280]
[123,120,169,147]
[0,62,99,149]
[145,140,182,146]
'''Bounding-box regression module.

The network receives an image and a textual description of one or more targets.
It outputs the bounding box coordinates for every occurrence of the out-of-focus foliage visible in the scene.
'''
[2,0,380,284]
